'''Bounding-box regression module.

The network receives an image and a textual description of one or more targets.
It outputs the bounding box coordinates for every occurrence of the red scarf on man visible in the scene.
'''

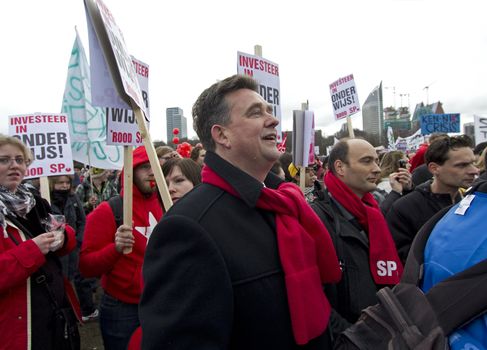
[324,171,403,285]
[202,165,341,345]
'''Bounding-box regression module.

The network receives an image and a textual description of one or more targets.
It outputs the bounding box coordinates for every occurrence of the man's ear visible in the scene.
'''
[428,162,440,176]
[334,159,346,176]
[211,124,230,149]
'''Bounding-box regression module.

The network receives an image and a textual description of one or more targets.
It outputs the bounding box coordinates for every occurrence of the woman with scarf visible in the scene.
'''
[0,135,80,350]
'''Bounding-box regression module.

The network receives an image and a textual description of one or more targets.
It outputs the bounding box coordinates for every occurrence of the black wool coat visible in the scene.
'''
[140,151,333,350]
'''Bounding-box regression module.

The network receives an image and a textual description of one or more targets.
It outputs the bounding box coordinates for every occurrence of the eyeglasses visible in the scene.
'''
[0,156,28,166]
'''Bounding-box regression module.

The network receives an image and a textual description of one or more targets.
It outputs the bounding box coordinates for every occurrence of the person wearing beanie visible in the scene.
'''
[79,146,163,350]
[75,166,118,215]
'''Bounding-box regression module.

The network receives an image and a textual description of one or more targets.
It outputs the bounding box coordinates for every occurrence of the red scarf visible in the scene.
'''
[324,171,403,285]
[202,166,341,345]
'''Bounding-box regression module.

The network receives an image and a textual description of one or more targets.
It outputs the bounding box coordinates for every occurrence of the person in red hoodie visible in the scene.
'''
[79,146,163,350]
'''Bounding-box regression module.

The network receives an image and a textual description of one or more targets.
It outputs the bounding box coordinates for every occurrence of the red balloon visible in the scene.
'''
[176,142,192,158]
[172,137,180,144]
[172,128,180,135]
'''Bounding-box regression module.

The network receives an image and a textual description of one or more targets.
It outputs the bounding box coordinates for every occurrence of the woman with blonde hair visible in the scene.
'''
[0,135,80,349]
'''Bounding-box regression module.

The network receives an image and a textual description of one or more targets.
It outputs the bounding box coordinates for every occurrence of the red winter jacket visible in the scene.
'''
[0,223,76,350]
[79,146,163,304]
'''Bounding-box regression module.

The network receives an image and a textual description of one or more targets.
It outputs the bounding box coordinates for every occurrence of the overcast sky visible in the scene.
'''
[1,0,486,142]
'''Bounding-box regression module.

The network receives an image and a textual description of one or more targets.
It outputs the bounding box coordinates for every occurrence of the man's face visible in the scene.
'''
[218,89,280,175]
[197,149,206,166]
[133,162,156,195]
[430,147,479,189]
[336,139,381,198]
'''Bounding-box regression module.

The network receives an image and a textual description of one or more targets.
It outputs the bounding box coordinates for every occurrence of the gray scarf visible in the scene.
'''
[0,183,36,225]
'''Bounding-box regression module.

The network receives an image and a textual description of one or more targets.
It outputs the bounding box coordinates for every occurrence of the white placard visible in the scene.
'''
[237,51,282,142]
[474,115,487,145]
[84,0,146,116]
[106,57,150,146]
[329,74,360,120]
[9,114,74,179]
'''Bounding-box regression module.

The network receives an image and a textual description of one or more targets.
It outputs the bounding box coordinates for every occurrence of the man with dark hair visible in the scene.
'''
[140,75,341,349]
[311,138,404,337]
[386,135,479,262]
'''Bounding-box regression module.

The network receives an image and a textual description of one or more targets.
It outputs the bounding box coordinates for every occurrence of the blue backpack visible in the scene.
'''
[334,180,487,350]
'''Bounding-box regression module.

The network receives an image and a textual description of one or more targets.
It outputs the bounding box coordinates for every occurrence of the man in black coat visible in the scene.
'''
[140,75,341,349]
[311,139,406,338]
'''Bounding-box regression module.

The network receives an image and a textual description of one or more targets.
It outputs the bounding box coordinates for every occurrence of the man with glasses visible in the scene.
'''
[79,146,163,350]
[386,135,479,262]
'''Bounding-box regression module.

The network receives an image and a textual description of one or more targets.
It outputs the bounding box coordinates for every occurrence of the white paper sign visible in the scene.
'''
[84,0,146,115]
[329,74,360,120]
[474,115,487,145]
[9,113,74,179]
[106,57,150,146]
[237,51,282,142]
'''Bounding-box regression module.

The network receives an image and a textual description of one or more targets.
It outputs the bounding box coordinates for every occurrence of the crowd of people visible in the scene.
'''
[1,74,486,349]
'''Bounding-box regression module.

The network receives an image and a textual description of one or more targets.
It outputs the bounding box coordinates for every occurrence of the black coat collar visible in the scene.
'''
[204,151,283,208]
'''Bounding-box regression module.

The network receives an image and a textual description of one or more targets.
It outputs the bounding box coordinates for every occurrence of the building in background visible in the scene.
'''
[166,107,187,142]
[362,82,384,145]
[384,106,412,138]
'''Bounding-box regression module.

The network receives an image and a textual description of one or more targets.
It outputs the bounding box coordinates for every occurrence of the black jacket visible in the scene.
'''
[385,180,460,262]
[311,190,381,336]
[140,151,333,350]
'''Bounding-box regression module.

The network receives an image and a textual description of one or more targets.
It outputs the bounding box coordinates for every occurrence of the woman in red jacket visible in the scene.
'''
[0,135,79,350]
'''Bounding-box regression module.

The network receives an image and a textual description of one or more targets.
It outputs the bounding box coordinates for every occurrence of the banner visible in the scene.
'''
[474,115,487,145]
[106,57,150,146]
[395,129,424,152]
[420,114,460,135]
[9,114,73,179]
[237,51,282,142]
[329,74,360,120]
[61,32,123,169]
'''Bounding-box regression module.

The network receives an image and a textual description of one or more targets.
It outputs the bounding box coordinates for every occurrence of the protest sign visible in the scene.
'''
[329,74,360,120]
[292,110,315,167]
[474,115,487,145]
[84,0,146,115]
[106,57,150,146]
[237,51,282,142]
[394,129,424,152]
[62,32,123,169]
[9,114,73,179]
[420,114,460,134]
[84,0,173,218]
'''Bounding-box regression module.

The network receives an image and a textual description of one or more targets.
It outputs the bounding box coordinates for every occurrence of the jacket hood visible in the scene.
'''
[132,146,150,170]
[119,146,152,191]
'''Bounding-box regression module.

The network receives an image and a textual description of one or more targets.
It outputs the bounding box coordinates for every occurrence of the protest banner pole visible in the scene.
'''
[299,168,305,192]
[132,104,173,211]
[122,146,133,254]
[254,44,262,57]
[299,102,308,193]
[347,116,355,138]
[39,177,51,204]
